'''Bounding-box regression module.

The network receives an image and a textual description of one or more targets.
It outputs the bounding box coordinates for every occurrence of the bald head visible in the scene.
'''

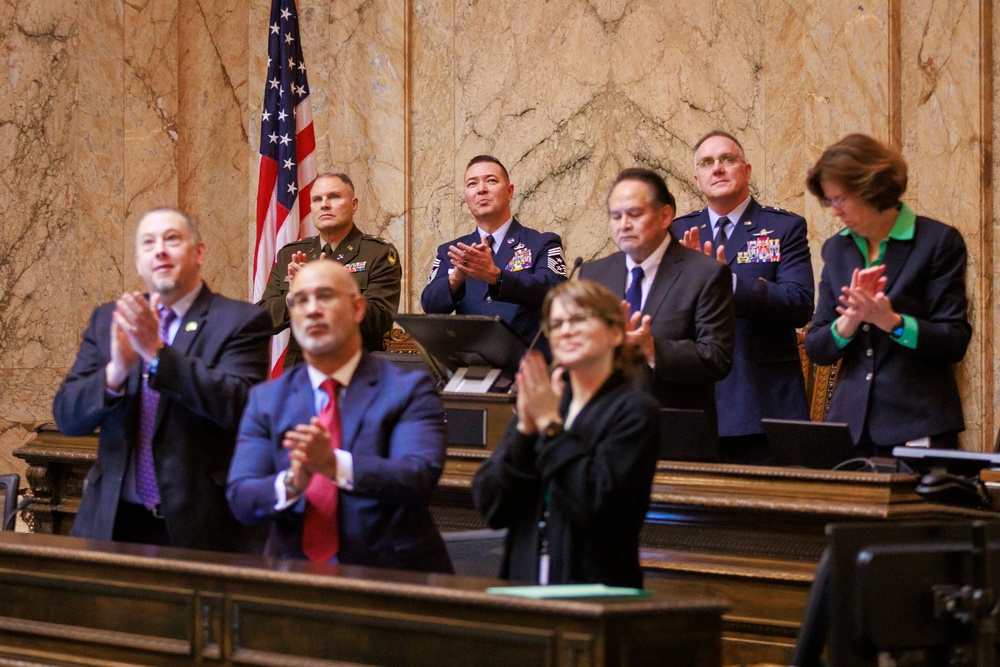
[287,260,366,368]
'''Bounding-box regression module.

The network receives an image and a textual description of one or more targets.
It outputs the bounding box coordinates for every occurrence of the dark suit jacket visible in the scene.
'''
[672,199,814,436]
[226,353,453,573]
[580,239,735,423]
[472,372,660,587]
[52,286,271,552]
[258,224,401,366]
[420,219,566,345]
[804,215,970,445]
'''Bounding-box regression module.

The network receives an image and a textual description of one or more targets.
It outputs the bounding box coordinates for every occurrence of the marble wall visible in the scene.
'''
[1,0,998,454]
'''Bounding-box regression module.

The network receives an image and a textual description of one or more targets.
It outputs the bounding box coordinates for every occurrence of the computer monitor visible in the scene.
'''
[893,447,1000,478]
[792,520,1000,667]
[762,419,859,470]
[659,409,719,463]
[393,314,526,394]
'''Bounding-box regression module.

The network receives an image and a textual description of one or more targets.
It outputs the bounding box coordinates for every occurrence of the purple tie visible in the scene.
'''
[135,307,177,510]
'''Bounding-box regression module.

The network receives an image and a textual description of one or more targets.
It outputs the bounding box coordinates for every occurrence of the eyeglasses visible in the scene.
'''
[543,312,595,335]
[821,194,849,208]
[286,288,346,311]
[695,153,742,170]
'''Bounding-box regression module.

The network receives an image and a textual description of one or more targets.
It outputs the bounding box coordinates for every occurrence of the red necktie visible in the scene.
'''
[302,378,341,562]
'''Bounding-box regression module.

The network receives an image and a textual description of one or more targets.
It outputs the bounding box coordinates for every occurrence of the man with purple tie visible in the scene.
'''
[227,260,452,572]
[53,208,271,551]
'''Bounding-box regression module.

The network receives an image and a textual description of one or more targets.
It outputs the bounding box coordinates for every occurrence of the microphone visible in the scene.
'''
[567,256,583,281]
[525,257,584,354]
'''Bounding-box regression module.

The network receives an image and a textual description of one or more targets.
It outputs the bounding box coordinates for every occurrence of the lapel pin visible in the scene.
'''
[507,238,514,245]
[185,321,198,332]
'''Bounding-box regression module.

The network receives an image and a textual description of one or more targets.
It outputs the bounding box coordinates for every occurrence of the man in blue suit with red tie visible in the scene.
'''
[420,155,567,345]
[227,260,452,572]
[673,131,815,464]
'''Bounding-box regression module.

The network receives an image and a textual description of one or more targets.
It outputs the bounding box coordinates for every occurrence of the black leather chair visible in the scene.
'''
[0,474,20,531]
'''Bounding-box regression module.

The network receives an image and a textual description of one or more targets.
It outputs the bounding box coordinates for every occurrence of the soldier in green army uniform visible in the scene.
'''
[258,172,402,369]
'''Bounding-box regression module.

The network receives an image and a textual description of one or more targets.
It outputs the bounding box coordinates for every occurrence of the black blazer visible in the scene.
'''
[53,286,271,552]
[580,238,735,423]
[804,215,970,445]
[472,373,660,587]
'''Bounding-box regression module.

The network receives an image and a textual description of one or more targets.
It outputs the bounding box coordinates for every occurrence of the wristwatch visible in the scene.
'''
[283,468,303,497]
[890,320,905,340]
[494,269,504,288]
[541,420,564,440]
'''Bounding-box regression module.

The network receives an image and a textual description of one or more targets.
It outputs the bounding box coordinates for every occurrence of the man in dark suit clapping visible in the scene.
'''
[53,208,271,551]
[580,169,735,429]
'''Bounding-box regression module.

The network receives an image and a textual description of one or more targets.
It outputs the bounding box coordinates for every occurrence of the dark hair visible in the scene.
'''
[608,168,676,212]
[315,171,356,194]
[542,279,639,372]
[465,155,509,180]
[693,130,745,157]
[140,207,202,243]
[805,134,908,211]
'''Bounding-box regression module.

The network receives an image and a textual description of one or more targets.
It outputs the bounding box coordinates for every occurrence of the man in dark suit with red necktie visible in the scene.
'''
[420,155,567,346]
[53,207,271,551]
[227,260,452,572]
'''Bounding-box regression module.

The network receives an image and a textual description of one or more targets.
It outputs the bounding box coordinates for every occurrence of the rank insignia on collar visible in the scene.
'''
[347,245,354,251]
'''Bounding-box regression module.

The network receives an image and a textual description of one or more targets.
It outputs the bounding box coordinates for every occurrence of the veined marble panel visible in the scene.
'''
[325,1,405,245]
[409,0,457,309]
[447,0,769,270]
[801,1,890,243]
[77,1,126,321]
[123,0,179,288]
[178,0,250,300]
[900,0,985,448]
[0,0,80,439]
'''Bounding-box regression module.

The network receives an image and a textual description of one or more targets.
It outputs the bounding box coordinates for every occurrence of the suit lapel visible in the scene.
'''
[880,236,913,293]
[643,240,686,318]
[153,285,212,431]
[338,353,379,453]
[331,225,363,265]
[724,198,761,265]
[170,285,212,358]
[492,219,521,270]
[287,367,319,433]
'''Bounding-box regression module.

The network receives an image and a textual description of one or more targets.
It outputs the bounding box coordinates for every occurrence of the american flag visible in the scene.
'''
[253,0,318,376]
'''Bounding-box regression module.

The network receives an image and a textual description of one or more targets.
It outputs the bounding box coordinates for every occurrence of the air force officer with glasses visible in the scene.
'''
[672,130,814,465]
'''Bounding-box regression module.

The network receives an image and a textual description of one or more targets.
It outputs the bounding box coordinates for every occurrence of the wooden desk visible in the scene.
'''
[0,532,724,667]
[15,428,997,666]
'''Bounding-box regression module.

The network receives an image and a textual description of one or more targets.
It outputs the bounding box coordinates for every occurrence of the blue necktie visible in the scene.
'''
[625,266,644,318]
[714,216,730,258]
